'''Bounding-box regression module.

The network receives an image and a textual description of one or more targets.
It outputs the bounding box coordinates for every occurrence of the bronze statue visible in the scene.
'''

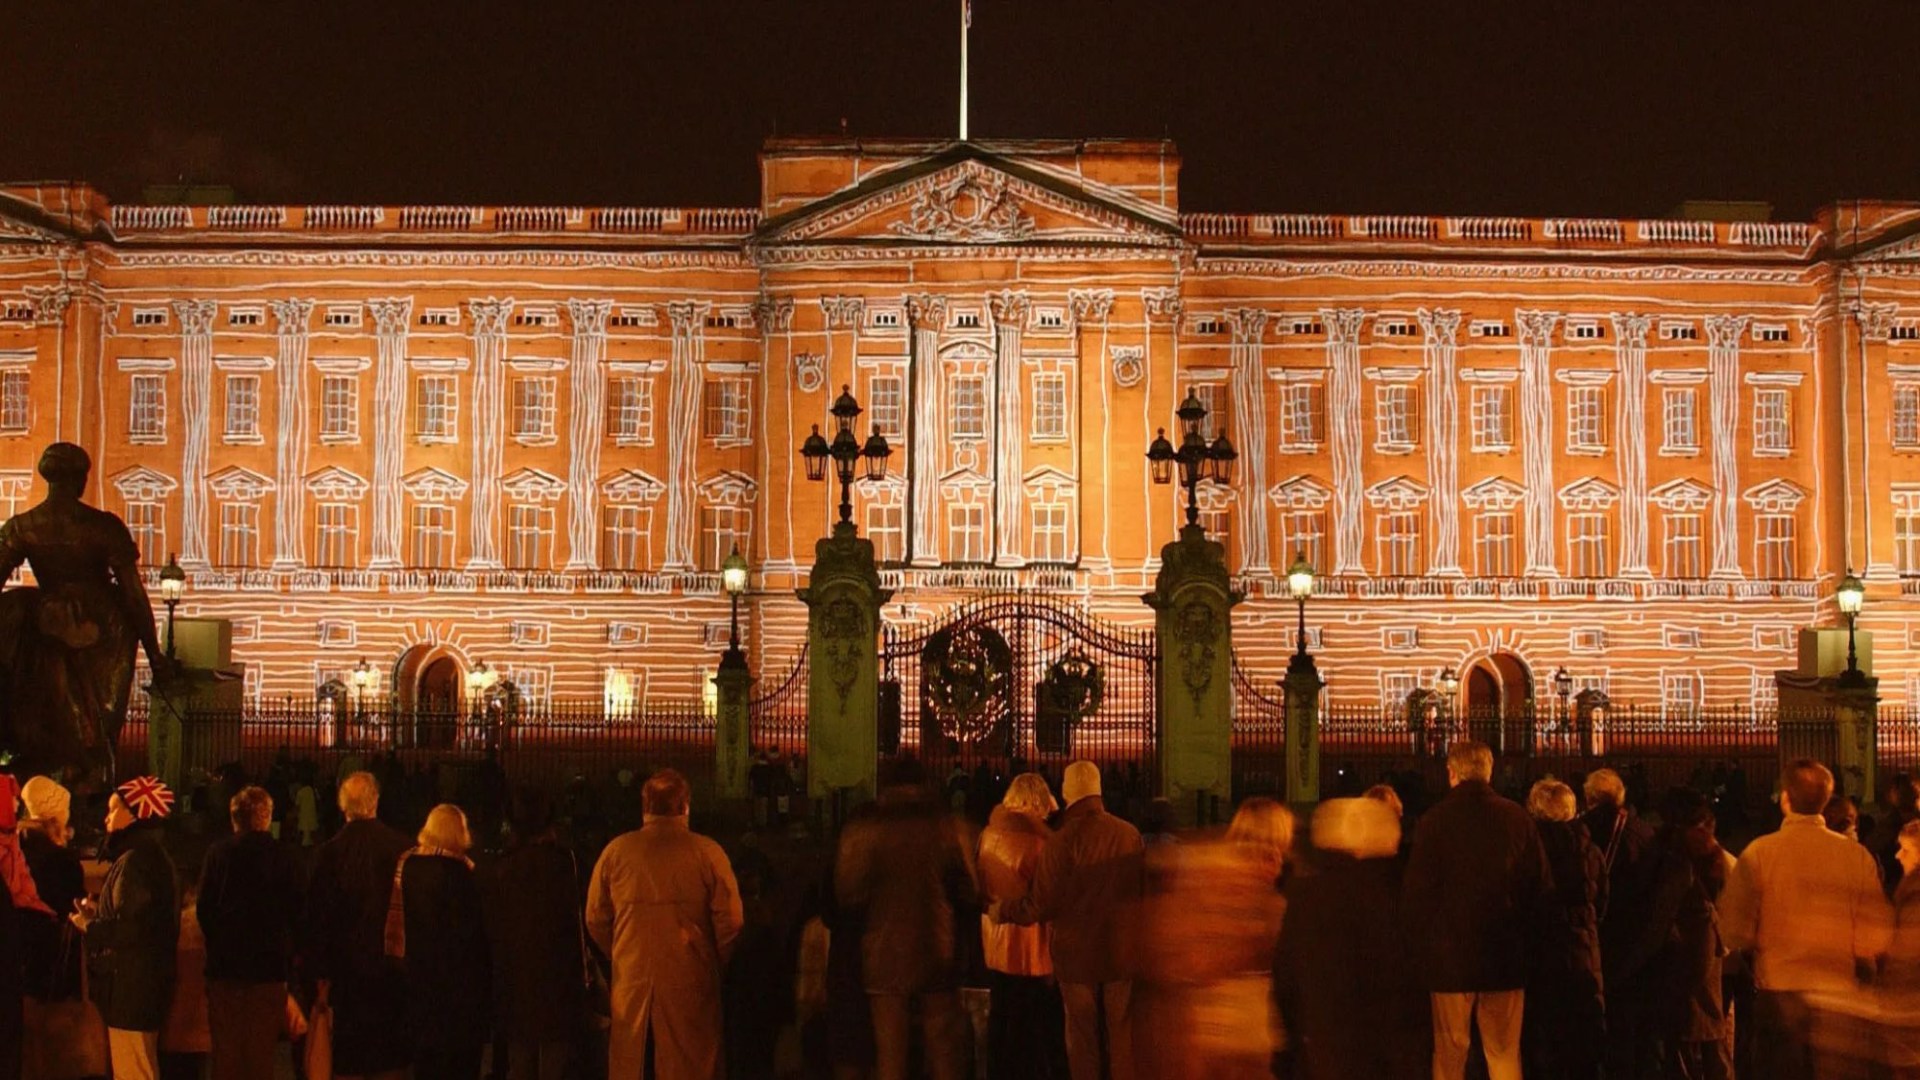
[0,443,175,784]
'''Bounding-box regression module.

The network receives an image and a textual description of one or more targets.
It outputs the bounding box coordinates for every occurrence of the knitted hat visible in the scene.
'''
[19,776,70,830]
[114,776,175,821]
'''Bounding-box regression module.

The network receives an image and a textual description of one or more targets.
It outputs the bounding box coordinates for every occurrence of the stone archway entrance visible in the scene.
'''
[393,644,467,713]
[1462,651,1533,719]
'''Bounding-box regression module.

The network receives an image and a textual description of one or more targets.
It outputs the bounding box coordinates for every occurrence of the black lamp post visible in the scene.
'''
[1553,665,1574,727]
[1837,569,1869,689]
[1147,390,1237,531]
[802,385,892,536]
[158,554,186,660]
[721,544,750,669]
[1438,666,1460,726]
[1286,552,1315,669]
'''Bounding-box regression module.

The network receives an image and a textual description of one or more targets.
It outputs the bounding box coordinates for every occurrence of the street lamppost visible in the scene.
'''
[1438,665,1459,721]
[1554,665,1574,730]
[465,661,498,746]
[1837,569,1869,689]
[801,385,893,536]
[158,554,186,660]
[1286,552,1315,669]
[1147,390,1237,531]
[721,545,750,668]
[350,657,373,744]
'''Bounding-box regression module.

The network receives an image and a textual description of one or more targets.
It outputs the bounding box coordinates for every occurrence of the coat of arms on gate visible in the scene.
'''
[921,623,1013,744]
[1035,653,1103,755]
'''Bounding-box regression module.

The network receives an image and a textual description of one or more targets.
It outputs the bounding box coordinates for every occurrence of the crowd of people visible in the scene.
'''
[4,741,1920,1078]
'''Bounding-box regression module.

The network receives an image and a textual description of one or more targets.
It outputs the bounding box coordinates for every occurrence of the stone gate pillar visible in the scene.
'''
[147,616,241,789]
[1144,523,1241,824]
[1283,648,1324,808]
[712,652,752,802]
[1777,626,1880,802]
[801,523,893,810]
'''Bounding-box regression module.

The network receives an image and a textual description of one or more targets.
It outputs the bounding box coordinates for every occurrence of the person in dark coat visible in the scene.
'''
[73,777,180,1080]
[1274,797,1428,1079]
[388,804,490,1080]
[1868,772,1920,895]
[1579,767,1660,1072]
[1660,789,1735,1079]
[196,784,303,1080]
[1604,805,1712,1078]
[1402,741,1551,1080]
[482,787,584,1080]
[1520,779,1606,1080]
[18,775,93,1077]
[304,769,412,1080]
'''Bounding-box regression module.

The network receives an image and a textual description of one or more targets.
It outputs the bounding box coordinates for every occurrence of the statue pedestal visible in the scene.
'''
[800,524,891,819]
[1144,524,1240,825]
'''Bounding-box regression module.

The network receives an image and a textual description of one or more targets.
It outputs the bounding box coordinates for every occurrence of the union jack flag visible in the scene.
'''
[115,776,175,820]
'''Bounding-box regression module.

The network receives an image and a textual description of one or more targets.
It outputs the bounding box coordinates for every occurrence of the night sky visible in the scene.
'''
[6,0,1918,219]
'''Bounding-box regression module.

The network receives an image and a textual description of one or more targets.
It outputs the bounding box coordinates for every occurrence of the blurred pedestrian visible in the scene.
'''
[484,787,585,1080]
[197,785,302,1080]
[72,778,180,1080]
[0,773,51,1080]
[977,773,1066,1080]
[18,775,102,1079]
[388,804,489,1080]
[1658,789,1734,1080]
[1520,779,1605,1080]
[1876,819,1920,1070]
[304,770,412,1080]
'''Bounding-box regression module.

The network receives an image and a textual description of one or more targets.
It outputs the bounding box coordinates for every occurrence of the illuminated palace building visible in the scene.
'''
[2,138,1919,712]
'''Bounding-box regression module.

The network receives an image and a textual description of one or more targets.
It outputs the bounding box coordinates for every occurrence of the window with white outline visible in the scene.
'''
[1662,672,1702,718]
[698,506,751,573]
[867,374,904,440]
[1031,371,1068,442]
[1567,386,1607,452]
[1470,386,1512,451]
[314,502,358,568]
[1896,385,1920,450]
[511,376,558,444]
[1375,510,1421,576]
[1282,511,1325,576]
[948,500,988,563]
[1753,388,1792,455]
[1898,507,1920,577]
[1662,388,1698,453]
[865,497,905,564]
[1381,671,1421,711]
[217,501,258,567]
[0,371,28,434]
[1663,512,1703,579]
[1374,384,1416,451]
[1279,383,1322,449]
[1197,497,1231,546]
[507,503,554,570]
[410,503,455,569]
[1754,512,1797,580]
[1750,671,1779,709]
[320,375,358,441]
[700,377,751,444]
[126,501,164,565]
[504,666,553,709]
[599,505,654,572]
[949,375,987,440]
[607,377,653,445]
[0,477,30,524]
[1474,511,1517,577]
[1567,512,1611,578]
[1189,382,1225,439]
[415,375,457,443]
[1030,498,1071,563]
[129,374,166,442]
[223,374,260,441]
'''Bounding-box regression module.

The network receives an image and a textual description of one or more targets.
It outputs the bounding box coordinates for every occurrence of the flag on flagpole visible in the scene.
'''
[964,0,972,28]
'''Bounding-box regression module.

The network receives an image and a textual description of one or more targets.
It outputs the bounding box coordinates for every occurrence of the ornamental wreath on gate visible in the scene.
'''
[920,623,1013,745]
[1035,652,1104,755]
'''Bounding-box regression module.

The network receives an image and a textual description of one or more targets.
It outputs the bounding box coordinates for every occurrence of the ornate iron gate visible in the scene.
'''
[879,595,1159,789]
[749,644,810,764]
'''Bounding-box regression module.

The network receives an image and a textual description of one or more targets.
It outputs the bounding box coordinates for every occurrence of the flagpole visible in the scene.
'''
[959,0,970,141]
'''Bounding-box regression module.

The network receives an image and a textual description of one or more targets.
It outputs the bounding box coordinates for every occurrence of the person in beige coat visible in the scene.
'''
[585,769,743,1080]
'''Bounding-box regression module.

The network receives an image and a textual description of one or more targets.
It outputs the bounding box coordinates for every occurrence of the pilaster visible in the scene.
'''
[1225,307,1270,576]
[1705,314,1750,580]
[1321,308,1368,575]
[1419,308,1464,576]
[172,299,219,569]
[991,290,1033,566]
[905,294,948,567]
[465,298,514,570]
[663,300,709,573]
[564,299,615,570]
[1517,309,1562,577]
[364,297,411,570]
[1611,313,1653,578]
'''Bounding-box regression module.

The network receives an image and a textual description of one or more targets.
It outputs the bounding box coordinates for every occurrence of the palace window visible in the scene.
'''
[1375,510,1421,576]
[129,374,166,442]
[314,503,358,568]
[410,504,455,569]
[608,377,653,445]
[218,502,258,567]
[1662,388,1698,452]
[600,505,654,572]
[1190,382,1225,439]
[700,377,751,444]
[503,666,552,709]
[1279,384,1323,448]
[867,375,904,439]
[1896,385,1920,450]
[1897,508,1920,577]
[1374,384,1417,451]
[1282,511,1326,575]
[508,504,554,570]
[222,374,260,441]
[1031,499,1071,563]
[1755,513,1797,580]
[512,376,558,444]
[1197,499,1231,546]
[416,375,457,443]
[1662,672,1702,719]
[948,501,988,563]
[126,501,164,565]
[1032,372,1068,441]
[320,375,358,441]
[699,506,751,573]
[1470,386,1512,451]
[865,498,905,564]
[950,375,987,440]
[1382,671,1422,711]
[1567,386,1607,452]
[1474,511,1517,577]
[1567,512,1611,578]
[1663,513,1703,579]
[1753,389,1792,455]
[0,371,29,434]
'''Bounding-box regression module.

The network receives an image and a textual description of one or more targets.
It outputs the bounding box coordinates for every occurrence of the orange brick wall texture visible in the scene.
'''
[1,139,1917,712]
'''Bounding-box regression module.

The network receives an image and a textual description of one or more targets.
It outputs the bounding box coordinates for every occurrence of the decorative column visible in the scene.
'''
[1143,289,1182,562]
[802,523,892,807]
[466,298,514,570]
[988,290,1032,566]
[1851,301,1899,580]
[754,296,795,572]
[1145,521,1241,824]
[1611,313,1653,577]
[1070,289,1114,572]
[364,298,411,570]
[25,285,71,441]
[1418,308,1464,576]
[661,300,709,573]
[1706,314,1750,579]
[905,294,948,567]
[1224,308,1271,576]
[1517,309,1562,577]
[1321,308,1367,575]
[563,299,614,570]
[173,300,218,570]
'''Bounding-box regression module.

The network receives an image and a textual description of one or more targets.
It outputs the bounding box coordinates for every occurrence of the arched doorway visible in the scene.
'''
[1462,651,1533,719]
[419,657,460,713]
